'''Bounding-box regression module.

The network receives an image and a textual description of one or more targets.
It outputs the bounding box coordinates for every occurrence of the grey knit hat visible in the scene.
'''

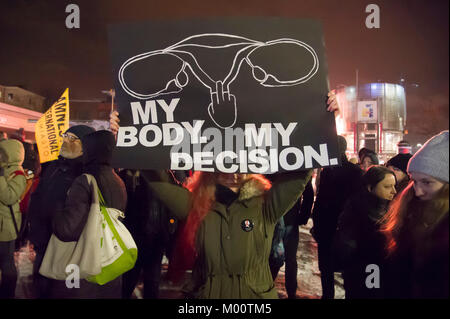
[407,130,449,183]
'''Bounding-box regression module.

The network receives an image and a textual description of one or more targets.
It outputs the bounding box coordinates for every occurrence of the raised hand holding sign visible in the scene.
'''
[108,18,340,172]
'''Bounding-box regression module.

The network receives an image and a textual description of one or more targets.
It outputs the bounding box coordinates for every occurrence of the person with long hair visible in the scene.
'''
[333,165,397,298]
[141,166,312,298]
[110,91,341,298]
[382,131,449,298]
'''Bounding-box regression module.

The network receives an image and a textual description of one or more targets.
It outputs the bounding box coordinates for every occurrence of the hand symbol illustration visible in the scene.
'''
[209,81,237,128]
[119,34,319,129]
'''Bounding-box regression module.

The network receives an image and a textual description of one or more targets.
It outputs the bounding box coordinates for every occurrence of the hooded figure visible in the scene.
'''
[0,139,26,298]
[0,139,26,241]
[312,135,364,299]
[28,125,95,298]
[50,130,127,299]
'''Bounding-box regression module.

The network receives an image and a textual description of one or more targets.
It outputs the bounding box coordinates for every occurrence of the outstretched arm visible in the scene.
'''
[263,169,313,224]
[140,169,192,221]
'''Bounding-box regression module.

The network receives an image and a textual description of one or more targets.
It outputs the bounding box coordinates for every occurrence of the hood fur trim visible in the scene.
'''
[238,174,272,201]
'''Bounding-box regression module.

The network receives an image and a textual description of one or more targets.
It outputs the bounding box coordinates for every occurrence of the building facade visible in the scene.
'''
[335,83,407,160]
[0,85,46,113]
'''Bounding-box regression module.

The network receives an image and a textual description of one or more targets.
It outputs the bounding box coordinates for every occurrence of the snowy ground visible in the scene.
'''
[275,219,344,299]
[10,219,344,299]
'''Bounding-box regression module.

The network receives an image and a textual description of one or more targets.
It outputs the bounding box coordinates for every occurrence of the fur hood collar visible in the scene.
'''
[238,174,272,201]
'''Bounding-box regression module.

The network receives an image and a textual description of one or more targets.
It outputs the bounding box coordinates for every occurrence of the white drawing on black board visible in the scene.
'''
[118,34,319,129]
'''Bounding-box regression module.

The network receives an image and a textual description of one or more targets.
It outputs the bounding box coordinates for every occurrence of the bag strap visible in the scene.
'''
[97,188,106,207]
[83,173,106,206]
[85,173,128,252]
[10,170,25,179]
[9,205,20,236]
[6,171,25,237]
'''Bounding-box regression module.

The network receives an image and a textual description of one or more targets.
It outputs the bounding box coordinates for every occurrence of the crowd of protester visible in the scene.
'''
[0,95,448,299]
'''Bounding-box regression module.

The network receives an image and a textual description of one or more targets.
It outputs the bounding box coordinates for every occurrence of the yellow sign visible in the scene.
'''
[35,88,70,163]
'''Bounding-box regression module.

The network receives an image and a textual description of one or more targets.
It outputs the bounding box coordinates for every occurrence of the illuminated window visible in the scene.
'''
[386,84,395,98]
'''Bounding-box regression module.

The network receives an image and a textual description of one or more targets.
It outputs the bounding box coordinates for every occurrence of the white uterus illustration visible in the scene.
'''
[119,34,319,129]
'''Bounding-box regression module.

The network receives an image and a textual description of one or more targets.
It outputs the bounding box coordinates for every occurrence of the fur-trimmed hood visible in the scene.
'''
[238,174,272,201]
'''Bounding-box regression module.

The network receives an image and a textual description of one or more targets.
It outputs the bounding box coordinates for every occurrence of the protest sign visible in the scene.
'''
[108,18,339,173]
[35,88,70,163]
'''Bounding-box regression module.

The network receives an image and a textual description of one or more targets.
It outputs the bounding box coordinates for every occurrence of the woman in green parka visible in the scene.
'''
[142,169,312,298]
[110,91,341,299]
[0,139,27,298]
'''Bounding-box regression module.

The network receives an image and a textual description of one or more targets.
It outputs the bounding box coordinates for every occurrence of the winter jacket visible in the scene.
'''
[119,169,182,249]
[28,156,84,253]
[384,196,449,299]
[52,131,127,242]
[312,157,364,244]
[50,130,127,299]
[333,190,390,298]
[0,139,27,242]
[142,169,312,299]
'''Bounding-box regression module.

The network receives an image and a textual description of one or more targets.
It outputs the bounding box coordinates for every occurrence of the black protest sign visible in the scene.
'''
[107,18,339,173]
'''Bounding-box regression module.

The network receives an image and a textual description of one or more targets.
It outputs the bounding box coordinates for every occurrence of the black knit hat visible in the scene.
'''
[66,125,95,139]
[386,153,412,175]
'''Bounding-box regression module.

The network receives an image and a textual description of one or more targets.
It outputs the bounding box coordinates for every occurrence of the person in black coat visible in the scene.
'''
[269,180,314,299]
[50,130,127,299]
[120,169,187,299]
[333,165,397,299]
[311,136,364,299]
[28,125,95,298]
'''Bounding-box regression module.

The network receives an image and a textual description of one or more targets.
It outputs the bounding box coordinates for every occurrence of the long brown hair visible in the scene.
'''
[381,181,449,254]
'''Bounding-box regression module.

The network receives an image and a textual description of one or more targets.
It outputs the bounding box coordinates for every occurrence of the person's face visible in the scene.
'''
[216,173,250,193]
[410,172,446,201]
[387,165,407,184]
[59,132,83,159]
[361,156,374,171]
[370,174,397,201]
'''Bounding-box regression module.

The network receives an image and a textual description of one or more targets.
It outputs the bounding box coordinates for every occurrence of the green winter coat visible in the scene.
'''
[0,139,26,242]
[142,169,312,299]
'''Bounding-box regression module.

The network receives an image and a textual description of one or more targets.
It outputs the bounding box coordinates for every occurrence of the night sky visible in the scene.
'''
[0,0,448,145]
